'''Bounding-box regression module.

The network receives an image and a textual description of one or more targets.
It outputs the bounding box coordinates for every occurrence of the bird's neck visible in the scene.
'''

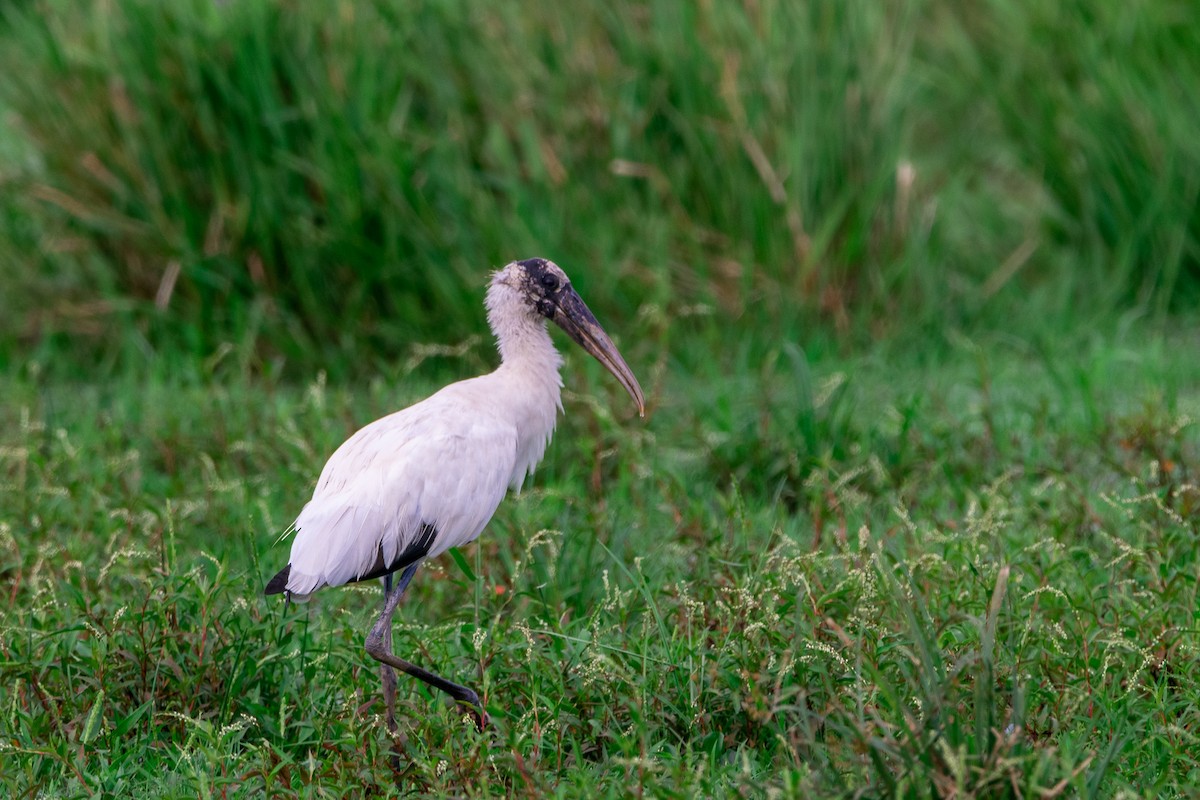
[488,316,564,488]
[492,315,564,398]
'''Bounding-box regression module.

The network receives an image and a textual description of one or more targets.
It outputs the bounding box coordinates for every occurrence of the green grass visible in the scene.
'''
[2,321,1199,797]
[2,0,1200,796]
[1,0,1197,372]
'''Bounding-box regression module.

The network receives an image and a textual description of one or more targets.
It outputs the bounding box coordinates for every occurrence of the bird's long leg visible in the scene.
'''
[379,572,399,735]
[365,564,488,730]
[375,568,415,771]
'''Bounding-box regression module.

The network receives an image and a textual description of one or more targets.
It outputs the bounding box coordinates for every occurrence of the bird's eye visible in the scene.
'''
[540,273,559,291]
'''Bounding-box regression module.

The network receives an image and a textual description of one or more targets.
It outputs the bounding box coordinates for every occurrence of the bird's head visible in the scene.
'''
[490,258,645,416]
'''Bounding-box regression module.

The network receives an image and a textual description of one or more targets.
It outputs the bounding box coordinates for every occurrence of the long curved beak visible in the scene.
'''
[552,288,646,416]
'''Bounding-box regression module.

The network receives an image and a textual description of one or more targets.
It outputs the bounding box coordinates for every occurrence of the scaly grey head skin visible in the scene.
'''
[513,257,646,416]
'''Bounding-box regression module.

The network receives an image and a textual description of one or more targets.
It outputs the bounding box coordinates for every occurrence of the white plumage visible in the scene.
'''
[286,390,520,597]
[265,257,643,735]
[276,262,573,598]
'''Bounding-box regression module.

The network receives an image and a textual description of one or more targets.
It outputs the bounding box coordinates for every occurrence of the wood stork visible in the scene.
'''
[265,258,644,733]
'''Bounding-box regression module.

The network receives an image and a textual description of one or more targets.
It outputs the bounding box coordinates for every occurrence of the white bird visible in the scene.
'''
[265,258,644,734]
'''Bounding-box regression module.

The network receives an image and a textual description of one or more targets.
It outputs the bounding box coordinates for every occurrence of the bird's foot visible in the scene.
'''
[458,701,489,731]
[450,686,489,731]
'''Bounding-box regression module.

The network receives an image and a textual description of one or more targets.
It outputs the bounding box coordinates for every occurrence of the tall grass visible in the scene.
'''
[10,0,1196,372]
[924,0,1200,314]
[0,0,919,371]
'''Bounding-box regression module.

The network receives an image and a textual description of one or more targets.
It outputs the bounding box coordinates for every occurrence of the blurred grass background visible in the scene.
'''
[2,0,1196,374]
[2,0,1200,796]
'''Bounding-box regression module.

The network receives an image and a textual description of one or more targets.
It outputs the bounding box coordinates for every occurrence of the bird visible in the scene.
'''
[265,257,644,736]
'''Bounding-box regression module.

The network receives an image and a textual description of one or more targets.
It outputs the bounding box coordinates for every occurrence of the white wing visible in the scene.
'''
[283,379,518,596]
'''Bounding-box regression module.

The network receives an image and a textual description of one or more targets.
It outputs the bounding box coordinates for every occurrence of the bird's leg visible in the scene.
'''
[365,564,488,730]
[379,572,399,736]
[375,569,414,772]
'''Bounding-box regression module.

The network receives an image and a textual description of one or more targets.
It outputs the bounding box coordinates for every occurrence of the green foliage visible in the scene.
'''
[2,327,1199,796]
[3,0,1196,372]
[927,0,1200,312]
[2,0,1200,796]
[0,0,918,371]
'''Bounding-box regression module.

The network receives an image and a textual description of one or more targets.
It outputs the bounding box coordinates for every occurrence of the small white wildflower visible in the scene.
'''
[803,639,849,672]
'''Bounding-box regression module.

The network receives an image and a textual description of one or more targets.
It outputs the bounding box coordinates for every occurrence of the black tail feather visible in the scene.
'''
[265,563,291,595]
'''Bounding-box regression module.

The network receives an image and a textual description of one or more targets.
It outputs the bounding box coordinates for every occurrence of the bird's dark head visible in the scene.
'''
[514,257,571,319]
[490,257,645,416]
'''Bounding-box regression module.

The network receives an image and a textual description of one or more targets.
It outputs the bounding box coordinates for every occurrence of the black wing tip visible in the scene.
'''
[349,522,439,586]
[265,564,291,596]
